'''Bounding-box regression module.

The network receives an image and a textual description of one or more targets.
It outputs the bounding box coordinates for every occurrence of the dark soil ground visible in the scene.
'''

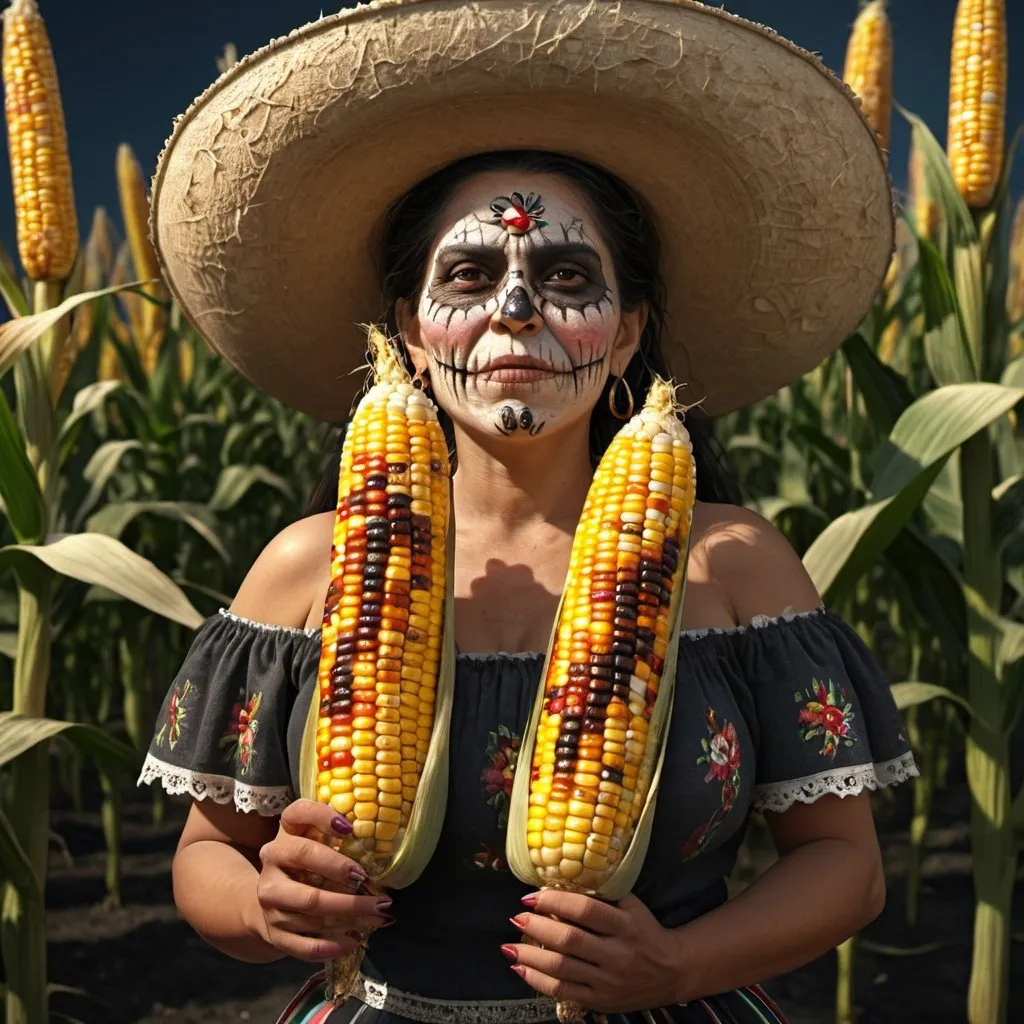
[36,769,1022,1024]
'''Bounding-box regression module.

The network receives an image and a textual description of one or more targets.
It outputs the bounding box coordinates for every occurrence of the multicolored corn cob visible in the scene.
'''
[302,328,453,999]
[524,379,694,893]
[506,378,695,1023]
[948,0,1006,209]
[843,0,893,151]
[1,0,77,282]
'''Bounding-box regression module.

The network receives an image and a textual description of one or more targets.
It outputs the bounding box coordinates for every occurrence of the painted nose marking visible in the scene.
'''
[501,285,535,324]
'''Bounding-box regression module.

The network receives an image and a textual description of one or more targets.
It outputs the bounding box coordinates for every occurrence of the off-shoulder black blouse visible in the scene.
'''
[138,607,916,1000]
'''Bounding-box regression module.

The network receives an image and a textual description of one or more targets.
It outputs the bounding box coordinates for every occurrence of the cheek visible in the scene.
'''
[546,310,617,359]
[418,297,490,364]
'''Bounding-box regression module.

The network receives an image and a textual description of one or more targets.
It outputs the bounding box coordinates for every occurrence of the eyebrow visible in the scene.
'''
[434,241,603,266]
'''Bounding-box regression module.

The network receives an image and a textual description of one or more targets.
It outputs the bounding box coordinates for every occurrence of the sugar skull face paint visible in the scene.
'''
[404,172,636,443]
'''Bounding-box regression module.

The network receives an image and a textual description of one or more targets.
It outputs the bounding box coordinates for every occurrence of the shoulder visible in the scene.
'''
[227,512,334,630]
[690,502,822,625]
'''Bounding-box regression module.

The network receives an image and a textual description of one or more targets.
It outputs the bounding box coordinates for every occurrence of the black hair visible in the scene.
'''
[305,149,740,515]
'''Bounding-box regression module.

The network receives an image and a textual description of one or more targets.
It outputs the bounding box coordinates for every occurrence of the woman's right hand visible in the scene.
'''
[252,798,392,962]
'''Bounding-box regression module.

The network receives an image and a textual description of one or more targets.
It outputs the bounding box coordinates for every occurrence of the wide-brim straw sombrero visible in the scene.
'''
[150,0,893,421]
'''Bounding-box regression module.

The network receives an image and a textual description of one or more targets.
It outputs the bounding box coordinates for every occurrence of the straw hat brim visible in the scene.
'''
[150,0,894,420]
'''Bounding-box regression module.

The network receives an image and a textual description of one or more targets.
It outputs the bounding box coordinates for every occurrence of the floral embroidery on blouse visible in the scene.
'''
[682,706,741,862]
[473,841,509,872]
[219,691,262,775]
[482,724,521,831]
[795,679,856,757]
[155,679,195,751]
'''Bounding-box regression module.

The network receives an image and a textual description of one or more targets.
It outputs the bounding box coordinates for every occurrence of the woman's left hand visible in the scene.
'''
[504,890,685,1012]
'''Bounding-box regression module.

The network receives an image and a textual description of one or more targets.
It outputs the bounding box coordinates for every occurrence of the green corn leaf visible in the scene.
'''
[57,380,121,461]
[841,332,914,436]
[60,380,121,437]
[994,475,1024,550]
[900,107,985,371]
[885,525,967,662]
[0,283,150,381]
[753,496,829,526]
[0,534,203,628]
[208,464,293,513]
[961,583,1024,732]
[1002,356,1024,390]
[789,422,853,479]
[981,125,1024,381]
[0,804,41,900]
[859,940,945,957]
[0,387,45,544]
[922,455,963,543]
[724,434,781,463]
[0,712,138,774]
[917,238,976,385]
[71,439,143,531]
[804,383,1024,601]
[86,500,230,564]
[0,243,29,319]
[890,682,972,716]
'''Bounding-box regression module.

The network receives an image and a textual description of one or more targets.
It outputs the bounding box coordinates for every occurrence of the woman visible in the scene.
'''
[139,3,915,1022]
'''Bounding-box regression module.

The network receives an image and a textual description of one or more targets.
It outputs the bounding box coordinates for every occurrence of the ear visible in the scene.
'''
[396,296,430,377]
[609,299,648,377]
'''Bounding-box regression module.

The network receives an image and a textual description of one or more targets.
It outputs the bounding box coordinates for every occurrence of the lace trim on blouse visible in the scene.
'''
[752,751,919,813]
[137,752,293,816]
[352,974,558,1023]
[217,607,319,638]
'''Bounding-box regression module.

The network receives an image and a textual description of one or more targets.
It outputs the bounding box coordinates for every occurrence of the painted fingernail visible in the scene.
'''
[349,867,368,885]
[509,914,528,930]
[331,816,353,835]
[500,943,518,963]
[376,897,393,911]
[510,964,527,978]
[376,914,396,928]
[520,893,539,908]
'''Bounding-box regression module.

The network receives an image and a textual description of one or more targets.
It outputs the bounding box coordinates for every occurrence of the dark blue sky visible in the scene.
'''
[1,0,1021,261]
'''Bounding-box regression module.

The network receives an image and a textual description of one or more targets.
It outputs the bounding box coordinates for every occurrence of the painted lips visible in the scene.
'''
[472,355,562,384]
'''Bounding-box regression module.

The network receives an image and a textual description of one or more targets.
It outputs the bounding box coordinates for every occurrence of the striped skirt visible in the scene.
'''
[276,972,789,1024]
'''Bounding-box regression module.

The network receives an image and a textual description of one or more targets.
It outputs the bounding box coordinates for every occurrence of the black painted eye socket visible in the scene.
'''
[449,265,491,286]
[546,267,588,287]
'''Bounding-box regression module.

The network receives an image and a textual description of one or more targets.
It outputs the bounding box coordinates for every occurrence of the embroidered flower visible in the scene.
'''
[219,691,263,775]
[482,724,521,831]
[795,679,857,757]
[704,720,741,784]
[472,841,509,872]
[683,707,742,862]
[155,680,195,751]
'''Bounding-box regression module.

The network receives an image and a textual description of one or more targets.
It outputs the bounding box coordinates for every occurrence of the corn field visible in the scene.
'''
[0,1,1022,1022]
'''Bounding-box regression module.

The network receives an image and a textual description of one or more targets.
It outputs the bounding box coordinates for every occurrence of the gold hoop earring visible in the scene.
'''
[608,376,634,420]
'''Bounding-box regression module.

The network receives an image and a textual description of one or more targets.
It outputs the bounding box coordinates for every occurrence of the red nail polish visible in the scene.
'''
[520,893,539,908]
[510,964,526,978]
[509,914,528,930]
[500,943,518,962]
[376,914,396,927]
